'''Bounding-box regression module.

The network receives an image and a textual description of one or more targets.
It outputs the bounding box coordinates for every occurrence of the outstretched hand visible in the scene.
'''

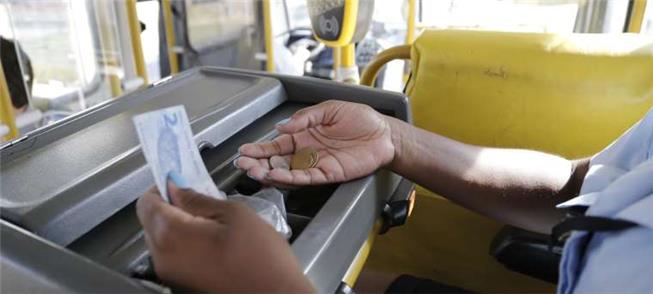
[235,100,396,186]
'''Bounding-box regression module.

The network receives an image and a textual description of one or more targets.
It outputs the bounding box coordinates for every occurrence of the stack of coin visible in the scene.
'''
[290,148,319,170]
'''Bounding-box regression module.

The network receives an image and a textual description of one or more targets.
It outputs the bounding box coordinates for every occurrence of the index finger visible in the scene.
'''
[239,133,296,158]
[276,101,338,134]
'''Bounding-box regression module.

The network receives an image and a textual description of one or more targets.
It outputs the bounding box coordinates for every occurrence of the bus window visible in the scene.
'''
[1,0,98,108]
[0,0,138,138]
[420,0,582,33]
[418,0,636,34]
[285,0,311,30]
[187,0,257,49]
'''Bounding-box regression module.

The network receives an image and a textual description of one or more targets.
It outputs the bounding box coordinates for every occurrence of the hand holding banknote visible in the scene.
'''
[133,106,310,292]
[133,105,290,236]
[133,105,225,202]
[136,182,314,293]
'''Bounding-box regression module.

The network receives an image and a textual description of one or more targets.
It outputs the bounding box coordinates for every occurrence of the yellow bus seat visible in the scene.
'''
[364,29,653,293]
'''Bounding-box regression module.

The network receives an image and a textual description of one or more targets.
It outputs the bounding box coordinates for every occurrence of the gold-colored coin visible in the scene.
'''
[310,151,319,168]
[291,148,319,170]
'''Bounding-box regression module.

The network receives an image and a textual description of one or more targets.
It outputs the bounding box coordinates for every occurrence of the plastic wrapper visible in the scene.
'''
[228,188,292,239]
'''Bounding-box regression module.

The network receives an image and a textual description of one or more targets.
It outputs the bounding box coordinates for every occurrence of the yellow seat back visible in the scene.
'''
[366,30,653,293]
[406,30,653,157]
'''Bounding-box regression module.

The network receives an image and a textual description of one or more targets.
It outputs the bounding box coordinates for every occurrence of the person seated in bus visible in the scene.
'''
[137,100,652,293]
[0,36,33,113]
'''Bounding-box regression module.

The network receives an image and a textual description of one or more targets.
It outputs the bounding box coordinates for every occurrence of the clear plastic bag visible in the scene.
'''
[227,188,292,239]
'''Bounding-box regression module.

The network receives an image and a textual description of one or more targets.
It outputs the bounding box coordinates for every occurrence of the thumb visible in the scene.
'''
[276,102,337,133]
[167,172,228,219]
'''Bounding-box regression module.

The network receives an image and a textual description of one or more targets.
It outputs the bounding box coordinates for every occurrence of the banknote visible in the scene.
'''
[133,105,225,202]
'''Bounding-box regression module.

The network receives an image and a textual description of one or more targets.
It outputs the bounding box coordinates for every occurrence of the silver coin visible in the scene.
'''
[269,155,290,170]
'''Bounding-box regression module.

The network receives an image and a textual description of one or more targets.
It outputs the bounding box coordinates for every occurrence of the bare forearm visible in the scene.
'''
[386,117,588,233]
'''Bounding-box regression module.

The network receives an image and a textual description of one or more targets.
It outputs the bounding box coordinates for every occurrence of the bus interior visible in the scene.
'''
[1,1,652,293]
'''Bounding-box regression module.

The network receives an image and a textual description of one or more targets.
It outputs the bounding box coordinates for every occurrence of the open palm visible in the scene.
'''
[235,100,395,186]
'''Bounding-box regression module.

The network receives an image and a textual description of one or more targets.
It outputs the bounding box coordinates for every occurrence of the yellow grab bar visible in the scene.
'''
[627,0,648,33]
[342,220,382,286]
[405,0,416,45]
[263,0,274,72]
[341,44,356,68]
[162,0,179,74]
[360,45,411,87]
[403,0,416,82]
[0,61,18,141]
[332,46,342,80]
[126,0,148,85]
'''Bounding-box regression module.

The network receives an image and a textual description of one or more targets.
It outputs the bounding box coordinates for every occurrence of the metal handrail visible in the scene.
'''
[162,0,179,74]
[126,0,148,85]
[627,0,648,33]
[360,45,412,87]
[263,0,274,73]
[0,61,18,141]
[403,0,417,82]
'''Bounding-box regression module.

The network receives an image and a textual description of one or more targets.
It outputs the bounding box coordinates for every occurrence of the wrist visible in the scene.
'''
[384,116,408,171]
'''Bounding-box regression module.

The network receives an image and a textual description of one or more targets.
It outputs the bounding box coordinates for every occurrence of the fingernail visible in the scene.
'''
[246,172,256,180]
[275,118,291,127]
[233,158,240,168]
[167,171,190,189]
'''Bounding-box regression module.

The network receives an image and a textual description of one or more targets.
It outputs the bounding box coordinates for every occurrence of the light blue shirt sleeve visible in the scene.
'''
[557,108,653,210]
[557,107,653,294]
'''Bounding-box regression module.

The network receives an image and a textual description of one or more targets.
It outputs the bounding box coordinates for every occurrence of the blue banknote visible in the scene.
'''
[133,105,225,202]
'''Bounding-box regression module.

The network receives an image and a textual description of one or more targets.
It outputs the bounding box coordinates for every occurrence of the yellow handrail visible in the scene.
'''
[342,220,382,286]
[263,0,274,72]
[126,0,148,85]
[403,0,416,82]
[0,61,18,141]
[360,45,411,87]
[627,0,648,33]
[341,44,356,68]
[405,0,416,44]
[162,0,179,74]
[332,46,341,80]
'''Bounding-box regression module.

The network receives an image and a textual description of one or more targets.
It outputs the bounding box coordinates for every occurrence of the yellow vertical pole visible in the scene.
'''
[108,75,122,97]
[332,46,341,80]
[0,61,19,141]
[405,0,416,44]
[341,44,355,67]
[162,0,179,74]
[403,0,416,82]
[126,0,149,85]
[627,0,648,33]
[339,44,358,83]
[263,0,274,72]
[342,220,382,286]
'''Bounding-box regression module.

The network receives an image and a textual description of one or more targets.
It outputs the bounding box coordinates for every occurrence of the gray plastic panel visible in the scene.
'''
[0,67,411,294]
[1,69,286,245]
[1,220,149,293]
[295,171,400,293]
[213,67,411,122]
